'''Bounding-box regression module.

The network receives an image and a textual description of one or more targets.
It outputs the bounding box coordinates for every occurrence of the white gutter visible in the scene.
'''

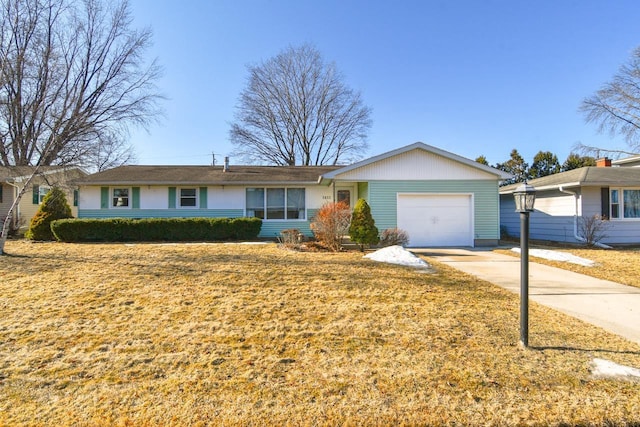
[559,186,611,249]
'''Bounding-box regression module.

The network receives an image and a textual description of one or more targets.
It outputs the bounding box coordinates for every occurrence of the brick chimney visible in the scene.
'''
[596,157,611,167]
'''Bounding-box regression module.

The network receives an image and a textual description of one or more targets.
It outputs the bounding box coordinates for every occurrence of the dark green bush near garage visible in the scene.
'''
[50,217,262,242]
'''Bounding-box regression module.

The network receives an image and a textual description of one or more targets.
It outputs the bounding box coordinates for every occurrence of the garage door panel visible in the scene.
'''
[397,194,473,247]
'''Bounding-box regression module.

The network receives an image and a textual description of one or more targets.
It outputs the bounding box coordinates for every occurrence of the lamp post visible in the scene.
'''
[513,181,536,348]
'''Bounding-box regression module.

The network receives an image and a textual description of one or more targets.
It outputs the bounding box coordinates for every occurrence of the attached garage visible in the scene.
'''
[322,142,511,247]
[397,193,473,247]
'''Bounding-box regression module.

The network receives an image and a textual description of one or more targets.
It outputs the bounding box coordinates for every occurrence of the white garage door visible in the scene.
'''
[397,194,473,247]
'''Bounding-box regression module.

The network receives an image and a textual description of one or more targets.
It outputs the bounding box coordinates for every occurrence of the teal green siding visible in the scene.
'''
[259,221,313,239]
[367,180,500,241]
[357,182,369,201]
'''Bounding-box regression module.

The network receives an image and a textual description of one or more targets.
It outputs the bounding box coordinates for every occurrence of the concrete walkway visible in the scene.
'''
[413,248,640,345]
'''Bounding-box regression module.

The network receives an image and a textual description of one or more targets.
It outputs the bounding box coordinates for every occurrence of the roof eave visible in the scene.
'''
[77,180,325,186]
[500,182,582,194]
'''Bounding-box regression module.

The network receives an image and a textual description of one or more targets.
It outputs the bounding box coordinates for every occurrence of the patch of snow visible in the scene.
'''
[364,245,430,268]
[591,358,640,379]
[511,247,596,267]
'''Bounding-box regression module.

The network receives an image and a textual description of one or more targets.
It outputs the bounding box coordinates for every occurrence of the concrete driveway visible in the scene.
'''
[413,248,640,345]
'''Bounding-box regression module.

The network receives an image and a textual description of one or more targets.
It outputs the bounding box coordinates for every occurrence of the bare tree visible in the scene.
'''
[580,46,640,153]
[230,44,372,166]
[0,0,162,254]
[572,142,637,160]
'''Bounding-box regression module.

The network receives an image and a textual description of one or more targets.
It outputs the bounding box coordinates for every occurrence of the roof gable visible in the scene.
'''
[324,142,510,181]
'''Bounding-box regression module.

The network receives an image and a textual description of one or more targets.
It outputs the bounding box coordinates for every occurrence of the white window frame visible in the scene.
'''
[610,187,640,220]
[245,187,306,221]
[112,187,131,209]
[178,187,198,208]
[37,186,50,204]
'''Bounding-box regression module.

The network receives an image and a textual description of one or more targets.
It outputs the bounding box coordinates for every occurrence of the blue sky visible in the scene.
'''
[129,0,640,167]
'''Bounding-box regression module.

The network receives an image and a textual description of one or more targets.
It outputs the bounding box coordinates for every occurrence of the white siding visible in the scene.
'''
[533,192,577,216]
[208,187,244,209]
[333,149,496,181]
[306,186,334,209]
[79,186,101,209]
[581,186,603,217]
[141,186,168,209]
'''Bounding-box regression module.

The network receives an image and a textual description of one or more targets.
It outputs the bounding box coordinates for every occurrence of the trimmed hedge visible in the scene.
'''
[51,217,262,242]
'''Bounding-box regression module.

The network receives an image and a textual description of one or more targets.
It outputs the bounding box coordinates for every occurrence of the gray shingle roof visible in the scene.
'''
[76,165,343,185]
[0,166,83,182]
[500,167,640,193]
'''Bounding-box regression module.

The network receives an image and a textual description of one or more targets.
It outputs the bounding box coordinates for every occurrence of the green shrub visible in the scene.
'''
[25,187,73,241]
[51,217,263,242]
[348,198,379,251]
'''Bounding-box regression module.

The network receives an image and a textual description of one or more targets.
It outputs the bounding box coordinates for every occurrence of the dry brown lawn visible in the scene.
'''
[1,240,640,426]
[496,244,640,288]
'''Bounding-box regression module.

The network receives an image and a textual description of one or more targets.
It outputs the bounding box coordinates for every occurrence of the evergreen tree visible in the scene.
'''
[529,151,561,178]
[475,155,489,165]
[349,199,379,251]
[495,149,530,185]
[25,187,73,241]
[562,153,596,171]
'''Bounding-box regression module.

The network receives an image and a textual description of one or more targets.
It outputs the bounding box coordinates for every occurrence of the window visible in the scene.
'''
[267,188,285,219]
[33,185,50,204]
[624,189,640,218]
[246,188,305,220]
[113,188,129,207]
[611,189,619,219]
[179,188,197,207]
[246,188,265,218]
[610,188,640,219]
[287,188,305,219]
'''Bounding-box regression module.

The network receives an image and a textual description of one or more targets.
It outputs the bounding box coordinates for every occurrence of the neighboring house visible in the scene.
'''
[76,142,510,247]
[0,166,87,232]
[500,157,640,245]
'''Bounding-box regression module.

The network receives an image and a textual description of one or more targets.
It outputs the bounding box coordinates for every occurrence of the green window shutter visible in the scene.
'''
[73,190,78,207]
[100,187,109,209]
[132,187,140,209]
[168,187,176,208]
[0,185,3,203]
[199,187,208,209]
[32,185,39,204]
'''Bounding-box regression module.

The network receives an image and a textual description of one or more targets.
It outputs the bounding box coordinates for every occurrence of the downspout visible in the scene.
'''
[559,186,611,249]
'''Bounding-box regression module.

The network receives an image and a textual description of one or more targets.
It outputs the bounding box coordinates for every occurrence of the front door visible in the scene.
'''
[336,187,353,207]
